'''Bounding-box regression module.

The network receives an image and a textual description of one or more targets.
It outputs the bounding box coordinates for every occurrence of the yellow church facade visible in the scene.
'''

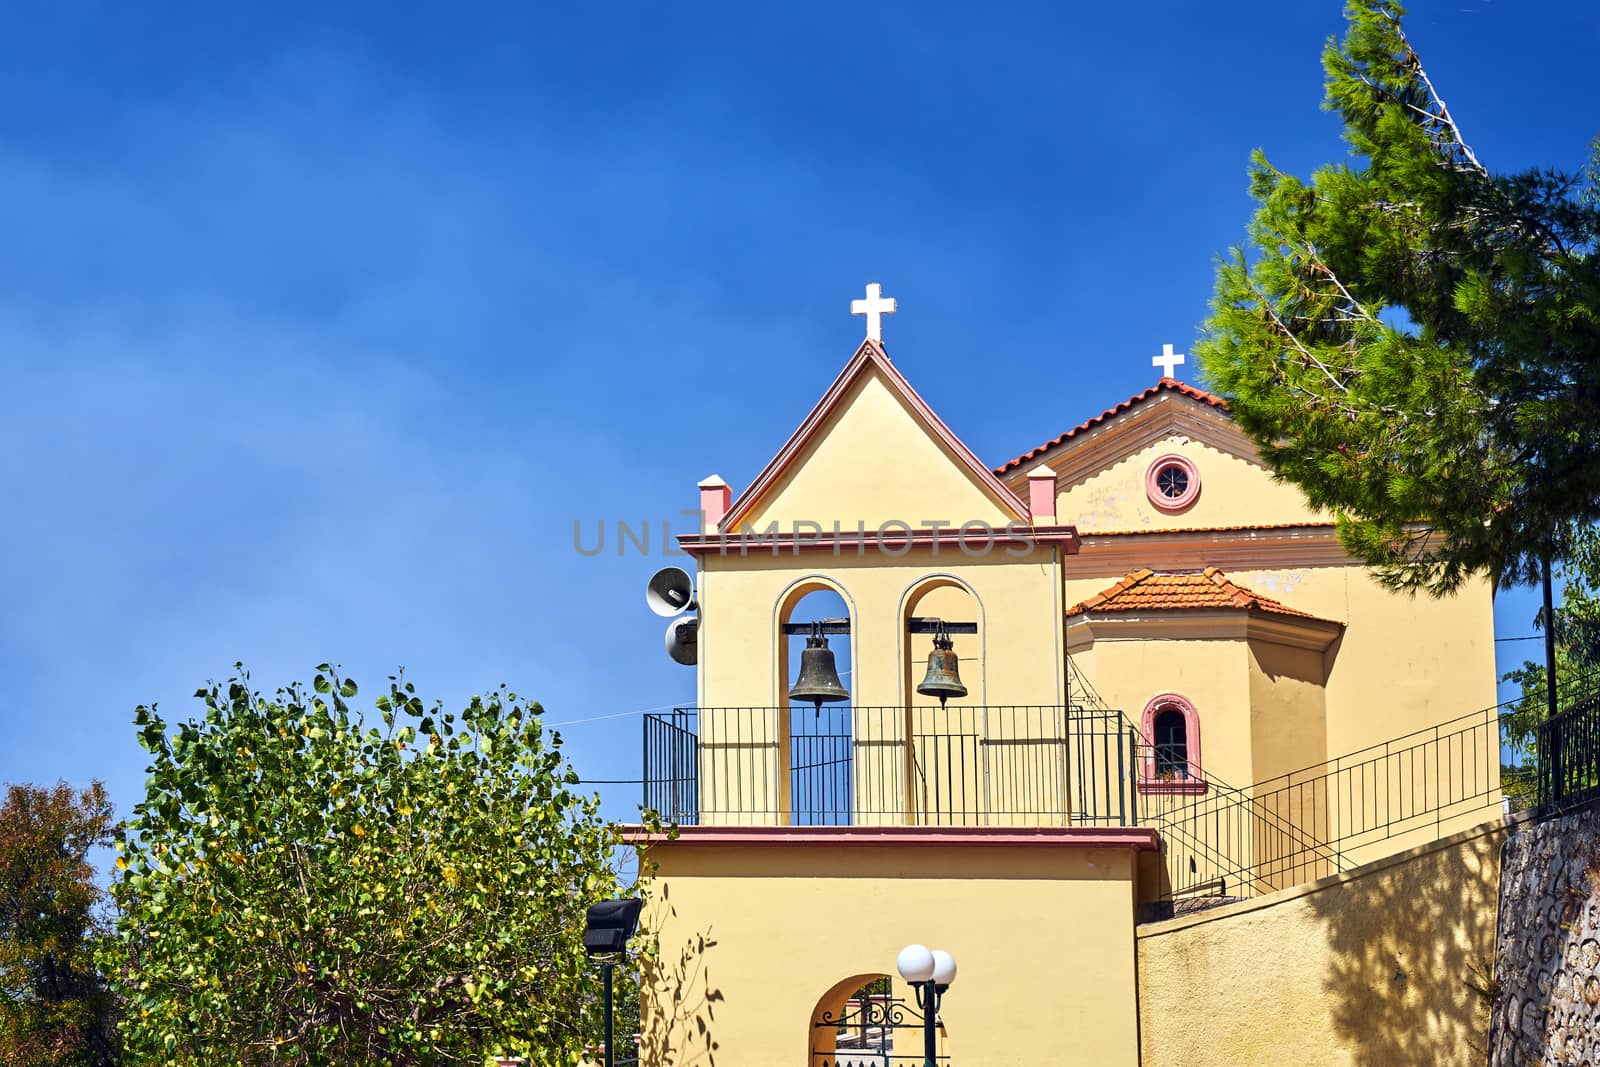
[634,298,1505,1065]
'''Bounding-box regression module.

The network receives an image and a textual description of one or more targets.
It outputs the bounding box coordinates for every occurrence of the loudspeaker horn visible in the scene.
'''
[665,616,699,666]
[646,566,696,617]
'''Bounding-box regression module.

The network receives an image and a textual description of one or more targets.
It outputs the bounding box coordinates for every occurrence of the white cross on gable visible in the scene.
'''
[850,282,897,343]
[1152,342,1186,379]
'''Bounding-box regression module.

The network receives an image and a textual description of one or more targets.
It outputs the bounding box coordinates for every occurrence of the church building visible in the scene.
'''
[633,285,1505,1066]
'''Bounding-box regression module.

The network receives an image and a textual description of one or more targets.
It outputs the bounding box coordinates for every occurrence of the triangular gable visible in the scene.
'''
[995,378,1325,533]
[720,339,1030,532]
[995,379,1257,490]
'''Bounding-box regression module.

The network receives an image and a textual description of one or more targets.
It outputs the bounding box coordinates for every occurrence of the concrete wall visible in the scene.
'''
[642,836,1146,1066]
[1136,816,1506,1066]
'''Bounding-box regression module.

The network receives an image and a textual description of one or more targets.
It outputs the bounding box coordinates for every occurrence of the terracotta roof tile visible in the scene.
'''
[1065,567,1335,623]
[995,378,1230,475]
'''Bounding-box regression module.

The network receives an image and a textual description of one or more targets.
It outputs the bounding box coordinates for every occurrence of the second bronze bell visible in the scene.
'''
[916,626,967,707]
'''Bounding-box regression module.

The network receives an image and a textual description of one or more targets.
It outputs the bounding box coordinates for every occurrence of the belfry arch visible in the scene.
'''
[899,574,986,707]
[898,575,986,824]
[775,576,855,825]
[774,575,855,708]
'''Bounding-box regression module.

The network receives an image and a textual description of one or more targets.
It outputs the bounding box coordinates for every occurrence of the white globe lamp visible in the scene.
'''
[930,949,957,988]
[896,943,936,984]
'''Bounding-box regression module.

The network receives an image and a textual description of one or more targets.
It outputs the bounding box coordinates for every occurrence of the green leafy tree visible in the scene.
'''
[1198,0,1600,595]
[0,780,120,1067]
[1501,523,1600,806]
[105,666,644,1067]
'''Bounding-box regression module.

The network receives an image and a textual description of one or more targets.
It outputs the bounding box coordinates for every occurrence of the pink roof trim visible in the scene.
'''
[719,339,1030,533]
[675,524,1080,556]
[995,377,1231,475]
[1080,521,1338,537]
[624,824,1161,851]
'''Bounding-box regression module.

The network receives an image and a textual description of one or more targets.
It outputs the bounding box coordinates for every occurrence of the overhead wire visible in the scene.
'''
[564,661,857,787]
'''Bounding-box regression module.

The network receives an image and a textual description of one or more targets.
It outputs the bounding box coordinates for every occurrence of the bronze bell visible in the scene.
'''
[789,623,849,710]
[916,625,968,707]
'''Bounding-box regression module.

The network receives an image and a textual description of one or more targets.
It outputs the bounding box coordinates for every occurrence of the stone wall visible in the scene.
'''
[1491,803,1600,1066]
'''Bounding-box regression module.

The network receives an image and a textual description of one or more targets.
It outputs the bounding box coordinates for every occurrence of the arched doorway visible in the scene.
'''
[808,973,947,1065]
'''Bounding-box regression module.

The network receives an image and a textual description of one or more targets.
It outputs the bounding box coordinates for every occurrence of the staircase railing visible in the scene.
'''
[1536,679,1600,814]
[1141,701,1502,898]
[642,691,1517,901]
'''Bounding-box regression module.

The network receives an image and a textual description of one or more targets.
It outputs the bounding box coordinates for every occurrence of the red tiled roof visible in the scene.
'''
[994,378,1231,475]
[1065,567,1334,622]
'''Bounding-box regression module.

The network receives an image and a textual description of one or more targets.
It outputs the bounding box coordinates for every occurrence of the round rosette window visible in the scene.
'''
[1145,453,1200,512]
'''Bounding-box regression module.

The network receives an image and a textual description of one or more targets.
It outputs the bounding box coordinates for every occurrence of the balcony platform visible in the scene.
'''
[625,823,1161,850]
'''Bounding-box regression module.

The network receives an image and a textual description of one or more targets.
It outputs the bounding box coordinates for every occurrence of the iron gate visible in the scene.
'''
[813,994,950,1066]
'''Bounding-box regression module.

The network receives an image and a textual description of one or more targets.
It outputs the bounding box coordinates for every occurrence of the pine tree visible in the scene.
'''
[1197,0,1600,595]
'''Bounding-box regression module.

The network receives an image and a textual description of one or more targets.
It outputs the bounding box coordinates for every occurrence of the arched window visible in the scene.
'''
[1139,693,1205,794]
[1153,709,1188,778]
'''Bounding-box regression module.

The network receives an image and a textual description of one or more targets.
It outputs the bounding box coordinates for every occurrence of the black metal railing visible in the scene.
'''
[1143,701,1503,898]
[643,705,1138,827]
[642,697,1509,901]
[643,709,699,826]
[1537,686,1600,814]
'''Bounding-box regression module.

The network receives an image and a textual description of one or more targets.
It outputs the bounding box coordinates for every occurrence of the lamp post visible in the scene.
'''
[583,898,643,1067]
[896,943,957,1067]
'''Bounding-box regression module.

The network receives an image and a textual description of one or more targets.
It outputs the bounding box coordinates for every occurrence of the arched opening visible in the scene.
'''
[1153,708,1189,778]
[808,974,897,1065]
[901,577,984,825]
[778,580,854,826]
[1139,692,1204,795]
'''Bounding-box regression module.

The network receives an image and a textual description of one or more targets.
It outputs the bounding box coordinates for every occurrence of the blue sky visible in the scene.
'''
[1,1,1594,833]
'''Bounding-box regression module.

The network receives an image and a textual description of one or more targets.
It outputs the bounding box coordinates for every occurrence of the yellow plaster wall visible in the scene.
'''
[1056,417,1494,762]
[1069,635,1334,893]
[1056,436,1323,532]
[699,547,1063,709]
[643,843,1144,1066]
[1245,643,1336,889]
[1068,637,1256,788]
[1248,642,1328,784]
[695,546,1064,824]
[1136,816,1505,1067]
[1308,569,1498,758]
[740,364,1014,532]
[1064,561,1498,789]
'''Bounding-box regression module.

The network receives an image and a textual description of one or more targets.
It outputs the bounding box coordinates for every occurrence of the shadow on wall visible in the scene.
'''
[1308,828,1503,1066]
[640,881,723,1067]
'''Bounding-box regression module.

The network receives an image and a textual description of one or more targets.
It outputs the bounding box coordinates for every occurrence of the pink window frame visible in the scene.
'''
[1145,453,1201,512]
[1139,692,1206,795]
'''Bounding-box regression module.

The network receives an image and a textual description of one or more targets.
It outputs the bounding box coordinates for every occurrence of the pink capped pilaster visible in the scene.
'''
[698,475,732,533]
[1027,464,1057,524]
